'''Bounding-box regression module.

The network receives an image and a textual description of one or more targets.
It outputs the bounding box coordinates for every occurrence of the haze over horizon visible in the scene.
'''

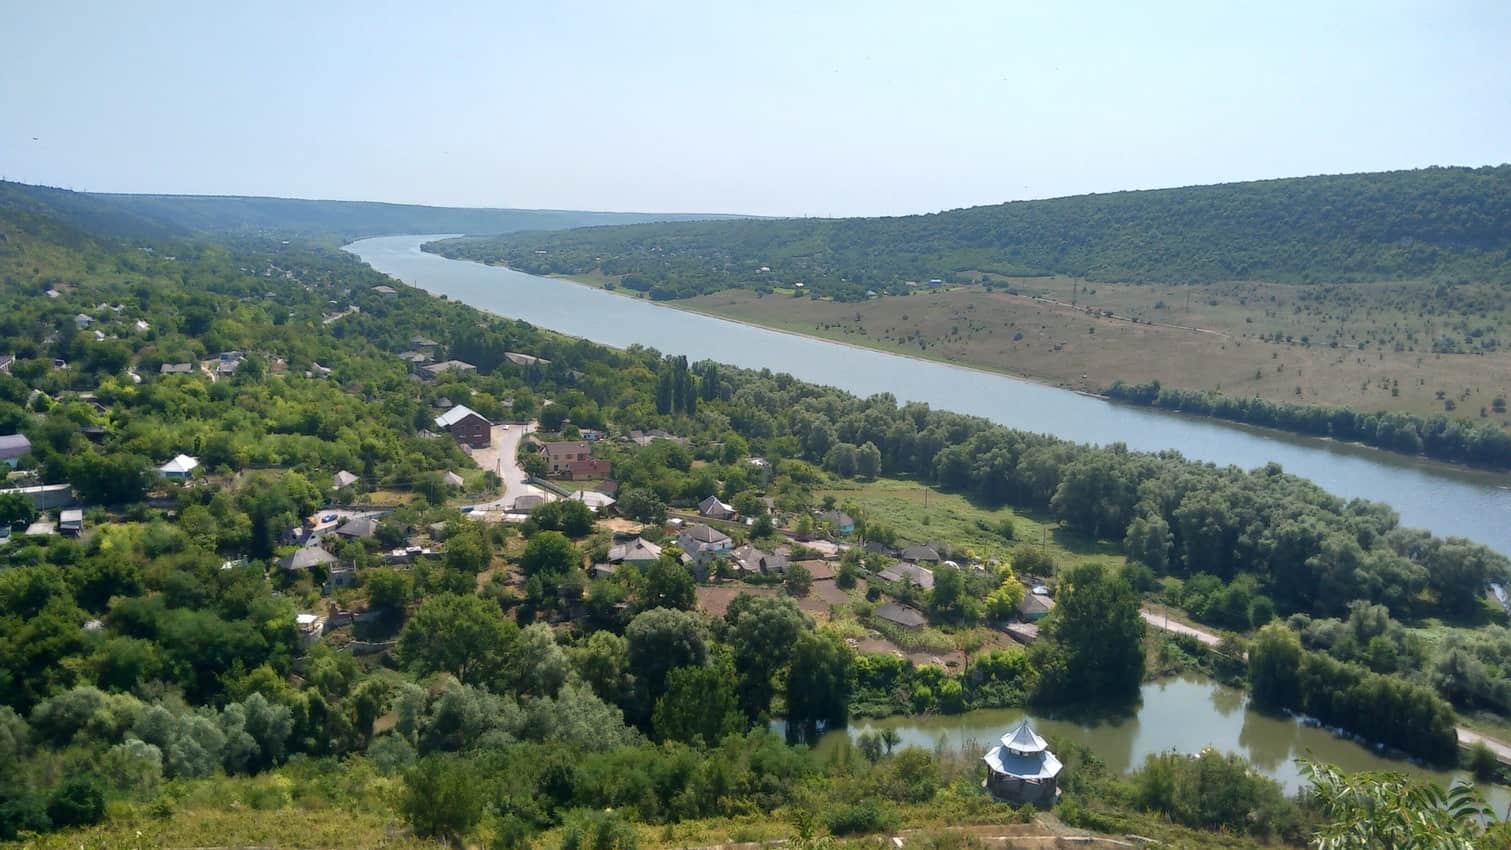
[3,1,1508,218]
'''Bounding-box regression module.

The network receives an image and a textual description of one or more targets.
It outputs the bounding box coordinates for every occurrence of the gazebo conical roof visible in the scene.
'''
[1000,719,1048,755]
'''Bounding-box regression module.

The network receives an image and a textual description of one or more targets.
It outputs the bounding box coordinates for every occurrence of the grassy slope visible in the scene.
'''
[820,477,1125,572]
[683,283,1511,425]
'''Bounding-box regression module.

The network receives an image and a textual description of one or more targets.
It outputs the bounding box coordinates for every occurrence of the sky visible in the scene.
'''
[1,1,1508,218]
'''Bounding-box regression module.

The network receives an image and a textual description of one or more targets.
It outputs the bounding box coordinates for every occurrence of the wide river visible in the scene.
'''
[813,676,1511,811]
[349,235,1511,556]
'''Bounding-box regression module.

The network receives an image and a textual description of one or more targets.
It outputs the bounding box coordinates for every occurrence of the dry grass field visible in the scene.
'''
[679,277,1511,427]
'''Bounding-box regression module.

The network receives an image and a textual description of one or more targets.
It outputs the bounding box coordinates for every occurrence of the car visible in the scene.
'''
[1031,585,1051,596]
[501,423,510,430]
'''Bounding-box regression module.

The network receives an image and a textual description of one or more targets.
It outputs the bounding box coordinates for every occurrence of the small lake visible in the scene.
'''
[814,676,1511,811]
[347,235,1511,557]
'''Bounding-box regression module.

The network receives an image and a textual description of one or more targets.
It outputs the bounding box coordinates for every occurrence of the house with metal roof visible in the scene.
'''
[434,404,492,448]
[333,470,360,489]
[279,546,338,571]
[608,536,662,565]
[678,523,733,563]
[982,719,1061,805]
[875,602,927,629]
[158,454,200,479]
[0,434,32,467]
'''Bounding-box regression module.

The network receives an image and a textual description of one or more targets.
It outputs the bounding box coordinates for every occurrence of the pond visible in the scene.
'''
[810,675,1510,811]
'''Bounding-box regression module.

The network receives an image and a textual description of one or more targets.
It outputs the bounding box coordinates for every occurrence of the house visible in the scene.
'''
[442,471,466,489]
[982,720,1061,806]
[74,313,94,329]
[678,523,733,563]
[879,561,935,589]
[280,546,338,571]
[698,495,738,521]
[423,360,477,379]
[596,479,619,497]
[1018,591,1055,622]
[434,405,492,448]
[134,319,151,333]
[399,350,434,365]
[565,458,611,480]
[215,351,245,377]
[0,354,13,373]
[410,336,439,348]
[817,509,856,535]
[628,429,686,447]
[875,602,927,630]
[0,434,31,467]
[158,454,200,480]
[159,362,195,375]
[792,559,836,581]
[335,516,379,540]
[569,490,616,512]
[901,545,941,564]
[608,536,663,566]
[504,352,551,367]
[746,456,771,471]
[538,441,593,476]
[332,470,360,490]
[728,543,788,576]
[371,285,398,298]
[58,509,84,536]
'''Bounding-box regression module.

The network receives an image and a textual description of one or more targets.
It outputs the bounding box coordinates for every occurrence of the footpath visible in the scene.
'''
[1140,605,1511,765]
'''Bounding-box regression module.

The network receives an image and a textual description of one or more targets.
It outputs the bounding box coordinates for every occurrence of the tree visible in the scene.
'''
[444,526,493,574]
[929,566,982,623]
[653,658,743,746]
[640,556,695,611]
[984,576,1026,620]
[45,774,106,828]
[365,568,412,612]
[1248,624,1302,709]
[526,499,595,538]
[785,631,854,742]
[0,492,35,529]
[1035,562,1145,703]
[69,451,153,505]
[398,594,518,686]
[625,608,708,720]
[571,630,633,708]
[520,530,579,579]
[617,488,667,524]
[725,594,810,719]
[784,562,813,597]
[1302,759,1507,849]
[510,623,570,698]
[401,755,486,845]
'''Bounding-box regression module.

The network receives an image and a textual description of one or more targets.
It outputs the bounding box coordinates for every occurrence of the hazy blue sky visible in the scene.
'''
[2,1,1507,217]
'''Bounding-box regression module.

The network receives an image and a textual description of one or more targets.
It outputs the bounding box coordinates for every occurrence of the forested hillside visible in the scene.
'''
[0,180,745,242]
[429,165,1511,300]
[4,189,1511,849]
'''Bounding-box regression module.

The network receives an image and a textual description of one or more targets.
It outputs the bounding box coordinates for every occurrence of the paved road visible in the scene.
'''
[1140,605,1511,763]
[467,422,552,512]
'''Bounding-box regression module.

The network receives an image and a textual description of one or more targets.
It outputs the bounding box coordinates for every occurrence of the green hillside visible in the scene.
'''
[428,165,1511,300]
[0,180,746,242]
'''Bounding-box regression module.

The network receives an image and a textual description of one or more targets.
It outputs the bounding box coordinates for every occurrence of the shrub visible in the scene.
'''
[45,775,107,828]
[825,799,894,836]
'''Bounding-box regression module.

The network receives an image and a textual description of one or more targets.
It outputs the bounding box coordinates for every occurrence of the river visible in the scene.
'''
[814,676,1511,812]
[347,235,1511,556]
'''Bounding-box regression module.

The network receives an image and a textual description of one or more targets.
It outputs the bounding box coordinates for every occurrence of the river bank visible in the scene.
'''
[529,264,1511,477]
[351,235,1511,555]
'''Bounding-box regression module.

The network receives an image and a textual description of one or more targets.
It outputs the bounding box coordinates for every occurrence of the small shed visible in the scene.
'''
[59,509,84,536]
[983,720,1062,806]
[333,470,360,489]
[159,454,200,480]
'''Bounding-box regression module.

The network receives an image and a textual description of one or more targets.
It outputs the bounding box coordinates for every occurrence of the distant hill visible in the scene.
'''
[427,165,1511,301]
[0,181,747,242]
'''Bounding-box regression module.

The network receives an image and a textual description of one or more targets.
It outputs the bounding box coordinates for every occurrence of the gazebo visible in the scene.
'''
[982,719,1062,805]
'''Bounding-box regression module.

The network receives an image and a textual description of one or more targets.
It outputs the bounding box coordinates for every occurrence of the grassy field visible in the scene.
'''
[678,280,1511,427]
[817,477,1126,573]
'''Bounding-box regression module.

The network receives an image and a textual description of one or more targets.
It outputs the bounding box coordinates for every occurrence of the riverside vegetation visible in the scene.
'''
[2,183,1510,848]
[428,165,1511,470]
